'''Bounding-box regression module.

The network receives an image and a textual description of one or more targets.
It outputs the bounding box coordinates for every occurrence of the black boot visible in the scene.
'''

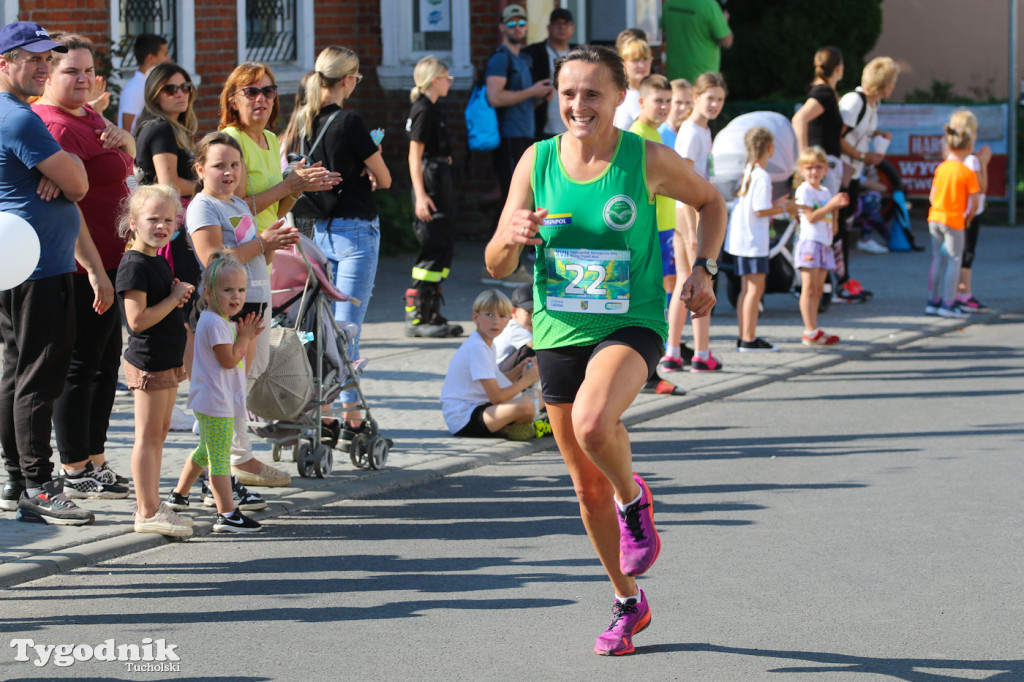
[425,287,463,337]
[404,286,458,338]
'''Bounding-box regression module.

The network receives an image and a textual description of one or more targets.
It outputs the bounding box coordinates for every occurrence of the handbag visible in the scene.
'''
[291,110,342,219]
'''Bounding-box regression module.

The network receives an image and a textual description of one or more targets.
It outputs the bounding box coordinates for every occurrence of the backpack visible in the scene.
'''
[465,81,500,151]
[290,110,342,219]
[464,48,514,152]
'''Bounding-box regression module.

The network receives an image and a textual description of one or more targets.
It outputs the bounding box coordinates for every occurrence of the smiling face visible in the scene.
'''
[692,85,726,123]
[232,74,275,130]
[210,267,247,318]
[196,142,242,200]
[639,87,671,127]
[45,47,94,111]
[558,60,624,141]
[130,196,178,256]
[0,50,53,101]
[668,87,693,128]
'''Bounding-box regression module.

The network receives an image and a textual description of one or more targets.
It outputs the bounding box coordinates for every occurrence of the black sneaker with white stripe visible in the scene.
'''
[165,491,190,511]
[63,463,130,499]
[212,509,263,533]
[202,476,266,511]
[16,479,95,525]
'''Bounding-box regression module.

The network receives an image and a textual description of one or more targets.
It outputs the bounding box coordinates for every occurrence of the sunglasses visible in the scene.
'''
[160,82,193,96]
[506,19,528,28]
[438,75,455,83]
[348,73,364,85]
[237,84,279,100]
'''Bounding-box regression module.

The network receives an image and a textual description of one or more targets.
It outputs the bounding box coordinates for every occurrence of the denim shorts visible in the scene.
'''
[735,255,769,276]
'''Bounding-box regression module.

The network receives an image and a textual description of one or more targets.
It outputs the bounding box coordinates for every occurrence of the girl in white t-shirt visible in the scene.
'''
[725,128,801,352]
[169,253,265,533]
[664,72,727,373]
[949,109,991,312]
[613,34,652,131]
[794,146,849,346]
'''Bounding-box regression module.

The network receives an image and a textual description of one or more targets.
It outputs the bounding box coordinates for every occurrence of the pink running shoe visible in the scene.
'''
[617,474,661,577]
[690,352,723,373]
[594,590,652,656]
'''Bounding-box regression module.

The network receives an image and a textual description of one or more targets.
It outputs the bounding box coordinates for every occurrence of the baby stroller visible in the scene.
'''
[248,235,392,476]
[711,111,835,313]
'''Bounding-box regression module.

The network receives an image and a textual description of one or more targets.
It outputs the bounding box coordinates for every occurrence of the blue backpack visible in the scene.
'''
[465,81,500,151]
[465,49,515,152]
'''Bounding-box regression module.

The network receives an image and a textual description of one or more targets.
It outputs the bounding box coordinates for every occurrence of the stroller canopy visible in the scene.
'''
[711,111,797,187]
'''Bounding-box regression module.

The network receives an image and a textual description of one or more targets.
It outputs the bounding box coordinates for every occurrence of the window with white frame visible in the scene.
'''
[378,0,473,90]
[109,0,195,80]
[2,0,19,28]
[237,0,313,91]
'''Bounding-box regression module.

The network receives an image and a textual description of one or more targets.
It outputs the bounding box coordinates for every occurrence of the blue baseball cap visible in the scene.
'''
[0,22,67,55]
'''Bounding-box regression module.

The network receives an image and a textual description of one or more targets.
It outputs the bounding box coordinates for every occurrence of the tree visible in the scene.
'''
[719,0,883,101]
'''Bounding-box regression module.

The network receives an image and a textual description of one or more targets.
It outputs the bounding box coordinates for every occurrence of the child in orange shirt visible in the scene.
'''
[926,124,981,319]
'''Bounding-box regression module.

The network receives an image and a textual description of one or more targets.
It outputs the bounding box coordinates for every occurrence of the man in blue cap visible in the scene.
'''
[0,21,94,525]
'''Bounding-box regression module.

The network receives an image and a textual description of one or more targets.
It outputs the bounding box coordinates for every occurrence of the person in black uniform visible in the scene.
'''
[404,55,463,338]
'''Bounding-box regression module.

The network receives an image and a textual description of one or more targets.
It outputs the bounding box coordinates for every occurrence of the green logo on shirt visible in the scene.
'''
[603,195,637,231]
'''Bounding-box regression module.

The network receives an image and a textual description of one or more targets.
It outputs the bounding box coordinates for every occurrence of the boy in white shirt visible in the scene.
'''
[441,290,543,440]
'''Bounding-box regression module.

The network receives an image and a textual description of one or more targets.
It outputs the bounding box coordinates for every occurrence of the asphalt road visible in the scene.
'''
[1,316,1022,682]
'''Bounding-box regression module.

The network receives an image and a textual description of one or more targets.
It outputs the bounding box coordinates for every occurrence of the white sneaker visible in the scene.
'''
[169,406,194,432]
[857,238,888,254]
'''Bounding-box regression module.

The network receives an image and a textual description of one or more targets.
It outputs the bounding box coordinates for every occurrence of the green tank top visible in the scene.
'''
[531,131,667,350]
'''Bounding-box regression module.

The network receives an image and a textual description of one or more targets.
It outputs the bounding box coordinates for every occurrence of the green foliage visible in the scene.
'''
[375,191,419,257]
[719,0,883,101]
[903,80,974,104]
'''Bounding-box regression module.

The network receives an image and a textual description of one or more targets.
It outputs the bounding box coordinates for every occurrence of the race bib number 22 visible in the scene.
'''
[544,248,630,314]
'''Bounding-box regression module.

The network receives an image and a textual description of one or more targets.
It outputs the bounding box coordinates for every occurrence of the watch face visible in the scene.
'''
[706,257,718,275]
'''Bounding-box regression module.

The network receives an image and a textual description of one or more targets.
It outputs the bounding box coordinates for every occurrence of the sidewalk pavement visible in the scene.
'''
[1,225,1022,588]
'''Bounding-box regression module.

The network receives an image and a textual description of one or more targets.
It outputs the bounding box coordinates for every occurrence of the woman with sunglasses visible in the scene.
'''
[133,63,203,430]
[32,34,136,498]
[219,62,339,237]
[287,46,391,442]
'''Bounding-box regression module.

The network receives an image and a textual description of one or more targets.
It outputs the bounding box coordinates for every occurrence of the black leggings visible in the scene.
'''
[962,215,981,270]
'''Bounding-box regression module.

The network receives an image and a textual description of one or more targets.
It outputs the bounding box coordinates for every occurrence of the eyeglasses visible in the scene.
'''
[438,75,455,83]
[237,84,279,100]
[347,73,364,85]
[160,82,194,96]
[506,19,528,28]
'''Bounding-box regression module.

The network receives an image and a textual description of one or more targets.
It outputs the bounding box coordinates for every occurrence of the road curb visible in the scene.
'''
[0,310,1013,590]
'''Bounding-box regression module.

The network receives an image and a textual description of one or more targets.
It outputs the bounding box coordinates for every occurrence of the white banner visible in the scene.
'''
[419,0,450,33]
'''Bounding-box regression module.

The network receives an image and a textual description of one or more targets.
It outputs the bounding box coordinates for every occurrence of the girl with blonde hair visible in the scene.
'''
[404,55,461,338]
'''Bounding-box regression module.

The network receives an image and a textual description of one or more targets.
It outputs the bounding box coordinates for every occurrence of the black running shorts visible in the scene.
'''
[535,326,663,404]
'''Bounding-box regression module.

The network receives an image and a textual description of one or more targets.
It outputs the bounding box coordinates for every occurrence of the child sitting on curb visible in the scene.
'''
[441,289,549,440]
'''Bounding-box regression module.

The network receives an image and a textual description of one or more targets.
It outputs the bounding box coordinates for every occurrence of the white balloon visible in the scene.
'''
[0,212,41,291]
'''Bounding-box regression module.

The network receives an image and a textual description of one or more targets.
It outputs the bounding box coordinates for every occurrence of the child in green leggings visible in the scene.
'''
[169,253,265,533]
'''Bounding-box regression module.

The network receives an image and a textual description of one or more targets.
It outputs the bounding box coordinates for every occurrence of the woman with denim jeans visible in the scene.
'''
[291,47,392,433]
[216,61,339,487]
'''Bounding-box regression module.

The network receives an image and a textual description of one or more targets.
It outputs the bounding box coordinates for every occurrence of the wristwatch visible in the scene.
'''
[693,257,718,278]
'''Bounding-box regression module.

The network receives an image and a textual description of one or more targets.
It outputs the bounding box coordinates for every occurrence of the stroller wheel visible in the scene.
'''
[271,444,282,462]
[349,433,370,469]
[367,435,389,470]
[313,444,333,478]
[295,442,315,478]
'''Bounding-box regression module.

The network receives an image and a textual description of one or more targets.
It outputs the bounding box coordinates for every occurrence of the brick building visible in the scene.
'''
[4,0,655,238]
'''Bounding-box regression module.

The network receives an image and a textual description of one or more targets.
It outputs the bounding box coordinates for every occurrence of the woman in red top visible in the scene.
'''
[33,34,137,497]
